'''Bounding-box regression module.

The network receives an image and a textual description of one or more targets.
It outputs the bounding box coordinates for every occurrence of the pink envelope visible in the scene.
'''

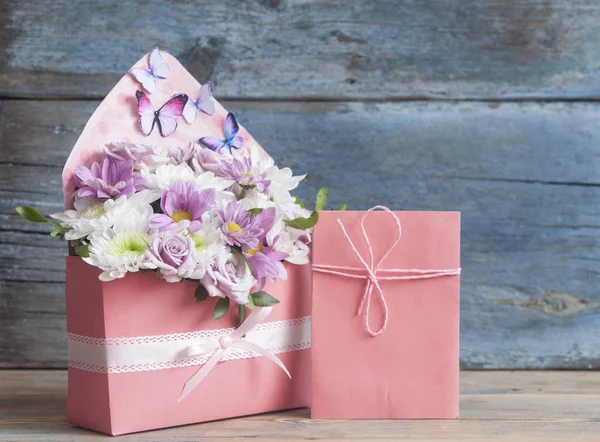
[311,209,461,419]
[62,49,268,209]
[60,50,311,435]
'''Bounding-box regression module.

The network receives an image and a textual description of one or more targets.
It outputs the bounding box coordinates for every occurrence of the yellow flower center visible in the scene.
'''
[227,222,243,234]
[241,172,253,177]
[244,243,263,256]
[171,211,193,223]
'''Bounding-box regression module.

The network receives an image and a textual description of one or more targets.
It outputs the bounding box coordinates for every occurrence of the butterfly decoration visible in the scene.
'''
[182,82,216,123]
[129,47,171,94]
[199,113,243,154]
[136,90,188,137]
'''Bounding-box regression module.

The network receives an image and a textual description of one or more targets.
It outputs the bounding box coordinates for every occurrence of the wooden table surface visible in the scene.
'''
[0,370,598,441]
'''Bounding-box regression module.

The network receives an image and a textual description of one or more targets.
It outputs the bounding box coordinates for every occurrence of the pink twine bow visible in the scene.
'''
[312,206,461,337]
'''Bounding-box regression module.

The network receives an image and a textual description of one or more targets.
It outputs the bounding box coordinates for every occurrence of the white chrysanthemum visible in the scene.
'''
[104,190,158,219]
[84,196,154,282]
[237,188,273,210]
[50,191,158,240]
[195,171,235,192]
[141,164,234,199]
[248,149,306,203]
[141,163,196,191]
[186,211,228,279]
[50,197,112,240]
[272,230,310,265]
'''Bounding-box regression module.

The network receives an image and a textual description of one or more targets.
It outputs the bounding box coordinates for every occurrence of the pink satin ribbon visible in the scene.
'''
[312,206,461,337]
[178,306,290,401]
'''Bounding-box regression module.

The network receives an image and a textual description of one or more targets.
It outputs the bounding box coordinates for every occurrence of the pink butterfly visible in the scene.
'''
[182,82,215,123]
[129,47,171,94]
[136,90,188,137]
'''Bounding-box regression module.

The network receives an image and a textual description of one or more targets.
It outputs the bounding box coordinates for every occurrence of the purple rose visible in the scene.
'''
[104,142,170,171]
[200,252,256,305]
[192,148,224,175]
[167,142,199,165]
[145,234,197,282]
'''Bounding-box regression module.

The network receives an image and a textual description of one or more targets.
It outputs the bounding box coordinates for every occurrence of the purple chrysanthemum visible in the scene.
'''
[150,180,215,232]
[75,156,144,200]
[245,242,288,290]
[218,202,276,250]
[221,156,270,192]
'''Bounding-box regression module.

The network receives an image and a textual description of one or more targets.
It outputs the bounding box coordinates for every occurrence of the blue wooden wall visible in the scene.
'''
[0,0,599,368]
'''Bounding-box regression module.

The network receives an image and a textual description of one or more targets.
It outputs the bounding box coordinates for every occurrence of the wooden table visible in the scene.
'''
[0,371,598,441]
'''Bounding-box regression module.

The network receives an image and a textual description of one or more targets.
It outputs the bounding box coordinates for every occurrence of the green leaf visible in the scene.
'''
[16,206,48,223]
[250,291,280,307]
[213,297,230,320]
[315,187,329,211]
[293,196,305,209]
[49,221,70,238]
[74,244,89,258]
[238,304,247,327]
[334,202,348,211]
[15,207,71,237]
[248,208,263,216]
[194,284,209,303]
[246,295,255,310]
[285,211,319,229]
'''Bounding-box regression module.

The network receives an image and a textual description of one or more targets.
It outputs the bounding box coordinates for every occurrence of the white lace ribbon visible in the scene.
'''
[68,308,311,400]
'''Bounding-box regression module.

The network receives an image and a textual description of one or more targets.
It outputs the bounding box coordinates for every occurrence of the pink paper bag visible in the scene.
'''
[311,208,461,419]
[66,257,311,435]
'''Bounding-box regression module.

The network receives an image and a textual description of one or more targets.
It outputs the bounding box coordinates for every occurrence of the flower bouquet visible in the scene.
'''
[20,138,318,321]
[16,48,323,435]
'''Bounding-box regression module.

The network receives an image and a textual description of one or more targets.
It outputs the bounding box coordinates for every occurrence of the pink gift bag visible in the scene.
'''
[61,50,311,435]
[66,257,310,435]
[311,207,461,419]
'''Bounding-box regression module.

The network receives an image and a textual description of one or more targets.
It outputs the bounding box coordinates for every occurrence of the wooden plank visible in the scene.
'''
[0,281,67,368]
[459,370,600,395]
[3,1,600,99]
[0,371,600,441]
[1,100,600,369]
[5,370,598,397]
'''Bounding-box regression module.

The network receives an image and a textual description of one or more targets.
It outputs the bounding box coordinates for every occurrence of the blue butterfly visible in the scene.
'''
[199,113,243,154]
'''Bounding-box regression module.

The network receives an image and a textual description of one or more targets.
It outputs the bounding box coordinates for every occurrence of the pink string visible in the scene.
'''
[312,206,461,337]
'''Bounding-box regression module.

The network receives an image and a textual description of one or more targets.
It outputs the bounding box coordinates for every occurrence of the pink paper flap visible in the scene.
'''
[312,210,460,270]
[61,50,267,208]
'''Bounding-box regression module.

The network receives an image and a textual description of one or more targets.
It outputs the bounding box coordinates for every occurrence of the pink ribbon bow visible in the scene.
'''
[178,306,290,401]
[312,206,461,337]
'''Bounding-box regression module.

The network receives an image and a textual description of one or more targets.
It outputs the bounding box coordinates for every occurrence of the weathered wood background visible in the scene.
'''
[1,0,599,369]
